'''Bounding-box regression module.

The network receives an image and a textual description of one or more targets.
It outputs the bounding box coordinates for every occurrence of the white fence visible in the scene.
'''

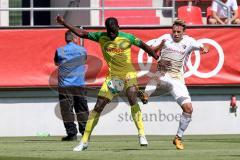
[0,95,239,137]
[0,0,175,26]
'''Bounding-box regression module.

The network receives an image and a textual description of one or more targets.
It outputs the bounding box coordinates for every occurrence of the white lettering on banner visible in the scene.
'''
[118,109,181,122]
[137,38,224,79]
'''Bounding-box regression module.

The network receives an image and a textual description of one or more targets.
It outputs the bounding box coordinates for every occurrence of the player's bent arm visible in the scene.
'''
[56,16,89,38]
[64,23,89,38]
[139,41,159,60]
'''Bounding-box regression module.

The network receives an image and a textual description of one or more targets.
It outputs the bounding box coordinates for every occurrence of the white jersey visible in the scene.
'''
[211,0,238,18]
[152,34,203,82]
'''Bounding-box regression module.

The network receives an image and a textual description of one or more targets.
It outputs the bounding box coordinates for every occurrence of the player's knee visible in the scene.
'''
[94,97,110,113]
[126,86,137,94]
[128,96,137,106]
[94,105,104,113]
[182,103,193,114]
[187,105,193,114]
[126,86,138,106]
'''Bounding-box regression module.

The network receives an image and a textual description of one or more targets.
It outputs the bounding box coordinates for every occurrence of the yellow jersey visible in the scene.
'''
[88,31,142,78]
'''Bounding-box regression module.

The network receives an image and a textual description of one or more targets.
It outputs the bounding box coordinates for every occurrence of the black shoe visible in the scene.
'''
[61,135,77,141]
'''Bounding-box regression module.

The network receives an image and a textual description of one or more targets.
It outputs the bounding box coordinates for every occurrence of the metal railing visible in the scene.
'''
[0,0,176,26]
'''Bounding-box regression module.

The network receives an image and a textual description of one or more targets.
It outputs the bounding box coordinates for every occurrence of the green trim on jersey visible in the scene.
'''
[88,31,142,78]
[88,31,142,47]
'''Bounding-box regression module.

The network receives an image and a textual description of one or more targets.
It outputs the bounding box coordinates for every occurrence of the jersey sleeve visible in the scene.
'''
[127,33,142,47]
[88,32,102,42]
[188,37,203,50]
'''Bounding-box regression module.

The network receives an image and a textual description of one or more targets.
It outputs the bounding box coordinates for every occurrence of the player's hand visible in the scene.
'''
[159,39,166,48]
[56,15,65,25]
[155,39,166,52]
[157,59,171,73]
[155,39,166,59]
[201,45,209,54]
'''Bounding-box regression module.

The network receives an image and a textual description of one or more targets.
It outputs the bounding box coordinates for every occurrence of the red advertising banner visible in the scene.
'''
[0,27,239,87]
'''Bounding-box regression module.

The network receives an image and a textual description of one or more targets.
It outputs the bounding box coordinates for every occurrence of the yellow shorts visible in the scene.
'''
[98,72,138,100]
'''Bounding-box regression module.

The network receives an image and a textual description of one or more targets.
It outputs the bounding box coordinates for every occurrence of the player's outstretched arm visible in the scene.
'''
[56,15,89,39]
[139,42,159,60]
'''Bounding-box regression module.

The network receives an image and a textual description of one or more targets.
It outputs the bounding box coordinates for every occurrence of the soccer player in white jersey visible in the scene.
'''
[144,19,209,150]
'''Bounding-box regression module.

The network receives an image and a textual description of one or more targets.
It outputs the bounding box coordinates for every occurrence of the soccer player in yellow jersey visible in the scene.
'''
[56,16,159,151]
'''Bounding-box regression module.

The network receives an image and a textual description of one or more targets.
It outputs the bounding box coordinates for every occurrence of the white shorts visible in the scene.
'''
[145,72,191,106]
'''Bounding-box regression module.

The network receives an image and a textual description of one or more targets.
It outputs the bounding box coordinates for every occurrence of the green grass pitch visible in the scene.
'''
[0,135,240,160]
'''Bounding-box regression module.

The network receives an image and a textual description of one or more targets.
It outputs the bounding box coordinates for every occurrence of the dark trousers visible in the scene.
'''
[58,86,89,136]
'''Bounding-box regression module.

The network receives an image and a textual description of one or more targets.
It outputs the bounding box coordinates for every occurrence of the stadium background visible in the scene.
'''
[0,0,239,137]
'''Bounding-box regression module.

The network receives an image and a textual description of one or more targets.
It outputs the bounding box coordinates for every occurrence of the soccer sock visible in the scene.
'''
[145,78,158,97]
[131,103,145,136]
[176,112,192,138]
[81,110,100,143]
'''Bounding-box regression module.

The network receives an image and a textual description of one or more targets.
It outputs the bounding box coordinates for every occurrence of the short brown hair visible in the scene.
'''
[65,30,74,42]
[173,18,186,31]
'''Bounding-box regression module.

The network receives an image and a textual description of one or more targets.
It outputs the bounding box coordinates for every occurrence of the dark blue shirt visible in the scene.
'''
[55,42,87,87]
